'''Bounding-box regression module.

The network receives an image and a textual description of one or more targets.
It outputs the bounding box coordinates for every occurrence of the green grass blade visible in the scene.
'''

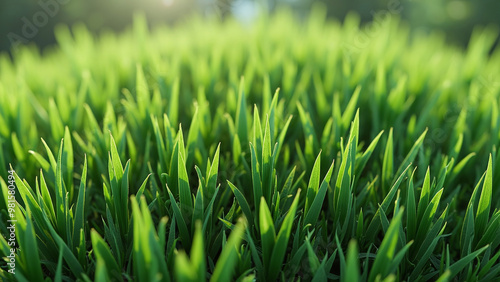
[382,128,394,193]
[448,245,489,278]
[235,77,248,145]
[228,181,253,227]
[475,155,493,237]
[345,240,360,282]
[210,219,246,282]
[178,153,194,214]
[268,190,301,281]
[167,186,192,249]
[73,155,87,252]
[259,197,276,271]
[305,151,322,215]
[91,230,123,281]
[368,209,404,282]
[304,159,334,228]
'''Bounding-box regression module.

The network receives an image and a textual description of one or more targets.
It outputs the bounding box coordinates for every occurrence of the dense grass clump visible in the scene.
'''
[0,8,499,281]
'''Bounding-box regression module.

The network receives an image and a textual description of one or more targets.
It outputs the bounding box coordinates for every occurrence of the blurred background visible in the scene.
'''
[1,0,499,53]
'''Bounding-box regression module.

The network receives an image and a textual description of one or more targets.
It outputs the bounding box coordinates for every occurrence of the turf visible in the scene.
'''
[0,8,499,281]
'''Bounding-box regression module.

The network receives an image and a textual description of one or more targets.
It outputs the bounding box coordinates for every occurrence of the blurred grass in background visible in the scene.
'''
[1,0,499,53]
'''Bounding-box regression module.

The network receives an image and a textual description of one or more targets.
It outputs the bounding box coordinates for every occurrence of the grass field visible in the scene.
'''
[0,8,499,281]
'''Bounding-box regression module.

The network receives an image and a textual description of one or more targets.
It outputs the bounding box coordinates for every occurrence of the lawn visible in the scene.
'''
[0,8,499,281]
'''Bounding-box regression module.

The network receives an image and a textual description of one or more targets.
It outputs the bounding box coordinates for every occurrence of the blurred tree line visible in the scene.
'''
[1,0,499,53]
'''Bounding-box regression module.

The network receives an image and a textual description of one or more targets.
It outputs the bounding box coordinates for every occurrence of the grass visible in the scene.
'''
[0,7,499,281]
